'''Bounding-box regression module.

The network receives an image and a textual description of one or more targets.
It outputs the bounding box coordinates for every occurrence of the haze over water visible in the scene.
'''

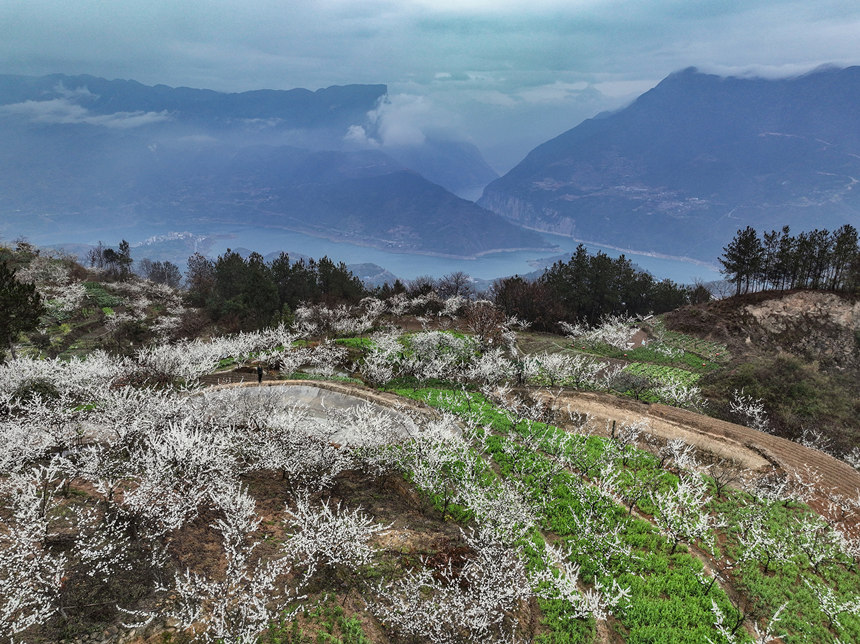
[204,224,722,285]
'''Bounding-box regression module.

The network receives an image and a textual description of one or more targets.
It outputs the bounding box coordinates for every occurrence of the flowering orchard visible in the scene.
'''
[1,294,858,643]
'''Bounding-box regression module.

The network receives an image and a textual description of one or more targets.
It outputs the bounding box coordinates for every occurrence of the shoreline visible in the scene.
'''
[201,217,559,261]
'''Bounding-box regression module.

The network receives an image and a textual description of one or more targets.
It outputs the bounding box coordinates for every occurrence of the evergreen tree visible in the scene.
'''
[537,244,691,326]
[829,224,859,291]
[0,260,44,360]
[774,226,794,290]
[719,226,763,296]
[117,239,133,281]
[186,252,215,307]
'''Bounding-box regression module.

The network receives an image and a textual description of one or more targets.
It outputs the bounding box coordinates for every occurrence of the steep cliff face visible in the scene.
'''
[476,191,576,236]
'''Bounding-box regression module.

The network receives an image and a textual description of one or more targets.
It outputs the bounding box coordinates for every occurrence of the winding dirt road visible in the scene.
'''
[200,371,860,503]
[541,389,860,502]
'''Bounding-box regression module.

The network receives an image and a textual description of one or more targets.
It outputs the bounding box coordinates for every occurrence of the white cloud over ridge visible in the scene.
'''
[2,0,860,169]
[345,93,464,149]
[1,97,170,129]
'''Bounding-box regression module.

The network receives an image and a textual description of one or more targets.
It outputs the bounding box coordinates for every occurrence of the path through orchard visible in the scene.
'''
[203,377,860,509]
[539,389,860,503]
[195,377,860,643]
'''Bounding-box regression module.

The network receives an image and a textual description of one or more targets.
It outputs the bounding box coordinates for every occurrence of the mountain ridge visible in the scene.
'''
[0,72,542,259]
[479,66,860,261]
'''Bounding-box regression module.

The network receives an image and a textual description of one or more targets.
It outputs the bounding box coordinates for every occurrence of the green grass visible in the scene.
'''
[581,342,721,373]
[623,363,701,386]
[282,371,363,385]
[267,595,371,643]
[709,490,860,643]
[82,282,123,308]
[391,387,752,643]
[333,336,375,350]
[389,385,859,643]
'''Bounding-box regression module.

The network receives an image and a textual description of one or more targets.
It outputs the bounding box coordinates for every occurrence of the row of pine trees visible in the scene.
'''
[719,225,859,296]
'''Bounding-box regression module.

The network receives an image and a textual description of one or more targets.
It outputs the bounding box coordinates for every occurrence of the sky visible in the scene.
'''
[2,0,860,172]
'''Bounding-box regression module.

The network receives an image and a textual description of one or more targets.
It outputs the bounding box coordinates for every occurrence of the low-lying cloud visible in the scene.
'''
[0,97,170,129]
[345,93,463,149]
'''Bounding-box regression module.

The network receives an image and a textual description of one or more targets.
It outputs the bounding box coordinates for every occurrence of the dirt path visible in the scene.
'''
[541,389,860,501]
[201,371,860,501]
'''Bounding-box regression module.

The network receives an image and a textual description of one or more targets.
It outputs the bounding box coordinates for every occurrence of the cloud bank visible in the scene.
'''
[2,0,859,169]
[1,97,170,129]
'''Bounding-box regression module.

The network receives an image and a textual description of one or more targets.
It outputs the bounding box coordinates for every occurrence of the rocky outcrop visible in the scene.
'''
[743,291,860,370]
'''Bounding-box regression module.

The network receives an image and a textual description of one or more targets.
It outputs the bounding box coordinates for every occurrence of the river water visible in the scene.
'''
[203,224,722,285]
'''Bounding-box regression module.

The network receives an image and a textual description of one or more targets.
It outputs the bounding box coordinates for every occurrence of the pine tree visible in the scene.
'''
[719,226,763,296]
[0,260,45,360]
[829,224,859,291]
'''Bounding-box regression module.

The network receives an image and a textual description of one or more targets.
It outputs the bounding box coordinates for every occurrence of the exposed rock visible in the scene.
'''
[743,291,860,369]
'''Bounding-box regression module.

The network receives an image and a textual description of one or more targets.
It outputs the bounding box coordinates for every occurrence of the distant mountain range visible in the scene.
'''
[479,66,860,262]
[6,68,860,268]
[0,73,538,259]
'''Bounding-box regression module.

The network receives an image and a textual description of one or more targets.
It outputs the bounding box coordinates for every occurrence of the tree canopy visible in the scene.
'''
[185,250,368,331]
[492,244,699,331]
[0,260,45,359]
[719,225,859,295]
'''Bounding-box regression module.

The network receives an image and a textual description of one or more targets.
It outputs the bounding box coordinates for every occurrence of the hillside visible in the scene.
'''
[479,66,860,261]
[2,244,859,643]
[663,289,860,455]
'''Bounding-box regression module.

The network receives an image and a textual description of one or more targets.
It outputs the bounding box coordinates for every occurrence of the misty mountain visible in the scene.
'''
[479,66,860,262]
[0,73,387,133]
[0,73,529,257]
[382,139,498,200]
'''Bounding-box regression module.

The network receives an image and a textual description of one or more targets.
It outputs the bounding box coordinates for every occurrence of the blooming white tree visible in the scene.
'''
[794,514,849,573]
[651,472,721,554]
[804,579,860,630]
[328,401,411,476]
[0,351,126,404]
[284,490,390,571]
[458,477,537,545]
[533,541,631,622]
[729,388,770,433]
[129,485,306,643]
[371,525,535,643]
[521,352,604,388]
[308,339,348,377]
[657,437,698,471]
[0,466,68,637]
[465,348,515,386]
[841,446,860,471]
[733,500,793,574]
[120,417,237,536]
[560,314,640,350]
[359,331,403,386]
[653,375,704,410]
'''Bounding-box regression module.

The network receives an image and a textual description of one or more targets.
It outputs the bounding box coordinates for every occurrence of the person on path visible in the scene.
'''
[256,365,263,384]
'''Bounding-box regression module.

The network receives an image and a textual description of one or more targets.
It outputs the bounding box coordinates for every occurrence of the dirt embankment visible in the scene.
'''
[666,289,860,371]
[742,290,860,370]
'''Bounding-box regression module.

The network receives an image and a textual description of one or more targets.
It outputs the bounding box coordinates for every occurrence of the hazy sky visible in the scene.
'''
[3,0,860,171]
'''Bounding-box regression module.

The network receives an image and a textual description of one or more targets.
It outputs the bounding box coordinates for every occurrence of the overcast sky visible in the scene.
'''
[3,0,860,171]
